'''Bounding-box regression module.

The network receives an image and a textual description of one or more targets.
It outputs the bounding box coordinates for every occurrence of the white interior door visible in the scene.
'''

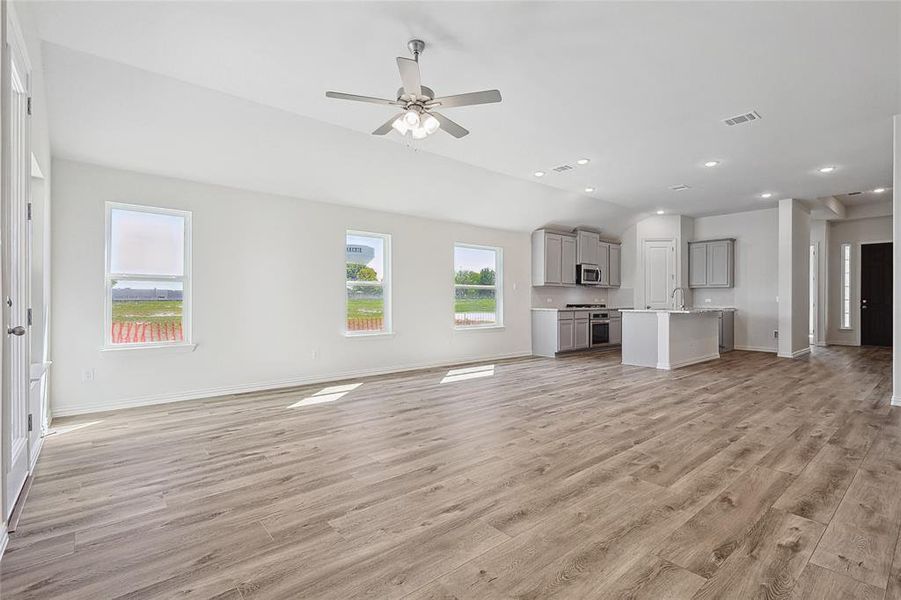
[644,240,675,309]
[2,17,31,519]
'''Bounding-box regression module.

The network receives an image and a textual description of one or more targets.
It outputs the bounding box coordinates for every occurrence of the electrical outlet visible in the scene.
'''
[773,330,779,339]
[704,298,712,303]
[81,368,95,382]
[547,297,553,304]
[311,349,320,360]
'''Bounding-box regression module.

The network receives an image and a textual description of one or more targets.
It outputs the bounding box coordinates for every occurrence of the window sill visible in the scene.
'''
[101,342,197,354]
[454,325,505,332]
[343,331,395,339]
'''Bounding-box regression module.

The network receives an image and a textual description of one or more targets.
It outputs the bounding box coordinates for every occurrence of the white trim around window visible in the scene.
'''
[453,243,503,330]
[104,202,193,349]
[345,230,392,336]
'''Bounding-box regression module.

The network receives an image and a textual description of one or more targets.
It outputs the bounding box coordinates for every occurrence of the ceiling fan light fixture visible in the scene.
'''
[392,118,409,135]
[423,114,440,134]
[411,126,428,140]
[403,109,421,128]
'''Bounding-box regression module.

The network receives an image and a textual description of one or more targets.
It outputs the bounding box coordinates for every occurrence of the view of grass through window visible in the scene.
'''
[108,206,187,344]
[346,233,387,333]
[454,245,499,327]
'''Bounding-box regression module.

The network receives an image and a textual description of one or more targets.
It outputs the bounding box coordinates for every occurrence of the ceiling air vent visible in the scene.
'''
[723,110,762,127]
[670,184,691,192]
[552,165,573,173]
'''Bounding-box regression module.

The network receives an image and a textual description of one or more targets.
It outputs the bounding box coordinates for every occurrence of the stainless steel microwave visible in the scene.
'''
[577,264,601,285]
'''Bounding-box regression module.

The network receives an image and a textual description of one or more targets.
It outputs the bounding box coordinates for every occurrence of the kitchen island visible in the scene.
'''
[620,308,733,370]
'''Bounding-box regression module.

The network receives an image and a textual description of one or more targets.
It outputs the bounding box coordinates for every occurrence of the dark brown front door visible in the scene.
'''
[861,242,892,347]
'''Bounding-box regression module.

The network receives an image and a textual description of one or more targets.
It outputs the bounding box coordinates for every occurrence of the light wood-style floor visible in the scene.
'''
[2,347,898,599]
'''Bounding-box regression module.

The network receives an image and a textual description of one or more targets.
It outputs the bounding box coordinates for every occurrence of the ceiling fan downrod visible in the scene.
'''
[407,39,425,62]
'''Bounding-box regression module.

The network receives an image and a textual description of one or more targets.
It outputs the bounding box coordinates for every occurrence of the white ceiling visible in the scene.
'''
[30,1,901,232]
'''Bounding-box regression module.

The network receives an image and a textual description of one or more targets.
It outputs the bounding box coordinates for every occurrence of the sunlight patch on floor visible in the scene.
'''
[48,420,104,436]
[288,382,362,408]
[440,364,495,384]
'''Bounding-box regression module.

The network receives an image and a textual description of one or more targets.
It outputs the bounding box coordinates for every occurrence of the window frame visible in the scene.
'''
[840,242,851,330]
[103,201,193,349]
[344,230,392,337]
[453,243,503,330]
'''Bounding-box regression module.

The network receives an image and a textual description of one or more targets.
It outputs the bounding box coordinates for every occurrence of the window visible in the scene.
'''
[105,203,191,347]
[346,231,391,334]
[841,243,851,329]
[454,244,502,328]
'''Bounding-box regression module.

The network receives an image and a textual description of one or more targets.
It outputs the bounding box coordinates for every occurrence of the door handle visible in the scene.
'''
[7,326,25,336]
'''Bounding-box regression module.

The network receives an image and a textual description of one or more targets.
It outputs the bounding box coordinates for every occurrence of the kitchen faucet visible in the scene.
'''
[671,287,686,310]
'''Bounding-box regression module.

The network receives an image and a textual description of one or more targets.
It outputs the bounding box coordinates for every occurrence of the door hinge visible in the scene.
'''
[27,414,33,432]
[27,202,32,220]
[27,307,32,326]
[26,96,32,116]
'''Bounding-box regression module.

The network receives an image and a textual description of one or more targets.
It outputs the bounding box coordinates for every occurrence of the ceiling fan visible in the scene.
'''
[325,39,502,139]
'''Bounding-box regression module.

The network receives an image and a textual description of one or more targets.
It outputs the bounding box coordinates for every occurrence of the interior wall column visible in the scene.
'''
[778,198,811,358]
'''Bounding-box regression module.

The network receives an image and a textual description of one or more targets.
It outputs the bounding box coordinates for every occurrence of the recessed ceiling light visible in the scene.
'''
[760,192,773,199]
[656,210,665,215]
[818,166,836,173]
[576,158,590,165]
[533,171,545,177]
[874,187,886,193]
[704,160,720,168]
[584,187,595,193]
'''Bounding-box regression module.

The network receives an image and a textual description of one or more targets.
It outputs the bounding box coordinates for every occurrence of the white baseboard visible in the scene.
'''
[825,340,859,347]
[657,352,720,370]
[51,350,533,417]
[777,347,811,359]
[733,345,777,353]
[0,523,8,561]
[893,395,901,407]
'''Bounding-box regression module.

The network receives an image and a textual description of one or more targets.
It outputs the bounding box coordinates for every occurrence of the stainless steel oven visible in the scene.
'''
[577,264,601,285]
[590,312,611,347]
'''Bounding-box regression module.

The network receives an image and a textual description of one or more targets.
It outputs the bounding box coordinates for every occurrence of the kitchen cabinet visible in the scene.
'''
[574,315,590,349]
[576,229,600,265]
[609,317,622,345]
[718,310,734,352]
[597,242,610,286]
[557,312,574,352]
[609,244,621,287]
[562,235,576,285]
[689,239,734,288]
[532,230,577,286]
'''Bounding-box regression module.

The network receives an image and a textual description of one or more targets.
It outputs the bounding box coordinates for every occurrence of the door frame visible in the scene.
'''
[859,240,892,347]
[809,243,818,345]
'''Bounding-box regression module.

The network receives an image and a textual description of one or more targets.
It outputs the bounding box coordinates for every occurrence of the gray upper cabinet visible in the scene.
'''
[576,230,600,265]
[532,229,577,286]
[561,235,576,285]
[608,244,621,287]
[689,239,734,288]
[597,242,610,286]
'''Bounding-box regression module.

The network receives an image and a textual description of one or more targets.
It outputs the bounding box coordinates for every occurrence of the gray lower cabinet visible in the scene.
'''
[689,239,734,288]
[609,317,622,345]
[532,310,590,357]
[574,316,590,349]
[718,311,734,352]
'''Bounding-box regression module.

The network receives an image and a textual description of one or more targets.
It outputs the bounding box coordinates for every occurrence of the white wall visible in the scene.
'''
[693,208,780,352]
[827,215,893,345]
[51,160,533,416]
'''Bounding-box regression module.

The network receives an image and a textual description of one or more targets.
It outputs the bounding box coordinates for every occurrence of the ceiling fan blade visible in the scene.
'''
[326,91,400,106]
[396,57,422,97]
[427,90,502,108]
[430,111,469,138]
[373,113,404,136]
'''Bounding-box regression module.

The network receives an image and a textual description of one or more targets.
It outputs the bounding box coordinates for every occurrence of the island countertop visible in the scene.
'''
[619,307,736,314]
